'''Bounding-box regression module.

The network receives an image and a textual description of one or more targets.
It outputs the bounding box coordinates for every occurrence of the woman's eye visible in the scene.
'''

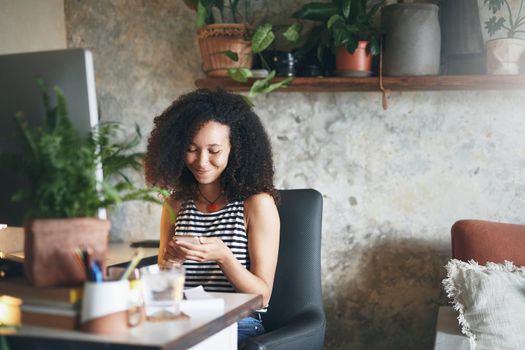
[187,148,197,153]
[209,149,221,154]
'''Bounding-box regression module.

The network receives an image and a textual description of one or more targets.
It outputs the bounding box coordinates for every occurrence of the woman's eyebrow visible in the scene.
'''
[189,143,222,147]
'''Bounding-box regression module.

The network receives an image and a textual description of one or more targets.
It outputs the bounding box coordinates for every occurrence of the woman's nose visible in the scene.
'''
[196,151,209,165]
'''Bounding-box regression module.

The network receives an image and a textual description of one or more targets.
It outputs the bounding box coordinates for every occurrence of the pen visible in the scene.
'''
[121,248,144,280]
[91,260,103,283]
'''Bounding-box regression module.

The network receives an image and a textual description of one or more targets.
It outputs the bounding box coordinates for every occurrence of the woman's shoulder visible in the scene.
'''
[165,197,183,213]
[243,192,277,212]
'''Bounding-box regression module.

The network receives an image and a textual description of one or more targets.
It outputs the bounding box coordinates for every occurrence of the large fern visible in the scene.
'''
[5,79,166,219]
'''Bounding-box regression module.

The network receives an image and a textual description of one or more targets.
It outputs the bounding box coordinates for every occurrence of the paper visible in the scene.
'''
[181,286,224,318]
[183,285,214,300]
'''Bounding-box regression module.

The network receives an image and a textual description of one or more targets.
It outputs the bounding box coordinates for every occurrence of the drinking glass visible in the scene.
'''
[139,263,185,321]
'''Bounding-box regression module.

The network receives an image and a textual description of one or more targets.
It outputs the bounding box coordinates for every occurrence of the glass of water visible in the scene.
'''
[139,263,185,321]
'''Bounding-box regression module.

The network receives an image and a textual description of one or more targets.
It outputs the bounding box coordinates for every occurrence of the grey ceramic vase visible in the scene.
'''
[440,0,485,74]
[382,3,441,76]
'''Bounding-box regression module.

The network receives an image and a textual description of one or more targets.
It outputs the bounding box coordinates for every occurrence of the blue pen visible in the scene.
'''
[91,260,103,283]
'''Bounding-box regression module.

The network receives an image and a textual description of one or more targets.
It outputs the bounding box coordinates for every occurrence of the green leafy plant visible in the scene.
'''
[184,0,255,27]
[290,0,384,64]
[184,0,293,102]
[1,79,167,219]
[484,0,525,38]
[227,23,293,103]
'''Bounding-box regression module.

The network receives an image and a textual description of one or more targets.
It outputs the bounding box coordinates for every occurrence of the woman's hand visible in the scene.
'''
[169,236,233,263]
[163,238,185,264]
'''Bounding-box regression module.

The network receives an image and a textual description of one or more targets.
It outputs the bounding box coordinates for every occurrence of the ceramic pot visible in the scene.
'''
[382,3,441,76]
[273,51,297,77]
[197,24,253,77]
[486,38,525,75]
[335,41,372,76]
[440,0,485,74]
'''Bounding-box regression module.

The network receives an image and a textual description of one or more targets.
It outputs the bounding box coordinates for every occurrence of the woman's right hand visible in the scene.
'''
[164,238,185,264]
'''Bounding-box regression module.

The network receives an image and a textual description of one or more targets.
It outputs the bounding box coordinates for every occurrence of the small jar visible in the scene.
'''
[128,279,145,327]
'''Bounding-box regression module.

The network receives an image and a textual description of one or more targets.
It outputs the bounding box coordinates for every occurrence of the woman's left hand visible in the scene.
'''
[173,236,233,263]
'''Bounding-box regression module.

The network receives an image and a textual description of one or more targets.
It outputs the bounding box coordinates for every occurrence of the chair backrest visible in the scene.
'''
[452,219,525,265]
[262,189,325,330]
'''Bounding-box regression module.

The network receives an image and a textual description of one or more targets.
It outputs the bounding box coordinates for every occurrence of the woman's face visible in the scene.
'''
[184,121,231,186]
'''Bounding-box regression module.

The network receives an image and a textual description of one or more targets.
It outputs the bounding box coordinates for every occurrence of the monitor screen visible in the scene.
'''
[0,48,100,225]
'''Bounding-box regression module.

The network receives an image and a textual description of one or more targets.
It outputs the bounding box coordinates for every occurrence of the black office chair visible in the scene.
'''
[241,189,326,350]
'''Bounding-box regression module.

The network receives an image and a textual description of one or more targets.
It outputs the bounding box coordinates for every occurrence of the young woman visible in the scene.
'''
[144,88,280,341]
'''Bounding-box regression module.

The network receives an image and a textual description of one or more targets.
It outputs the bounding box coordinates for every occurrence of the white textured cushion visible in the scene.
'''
[443,259,525,350]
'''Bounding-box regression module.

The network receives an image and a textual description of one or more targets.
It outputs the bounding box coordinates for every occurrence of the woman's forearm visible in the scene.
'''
[218,251,272,307]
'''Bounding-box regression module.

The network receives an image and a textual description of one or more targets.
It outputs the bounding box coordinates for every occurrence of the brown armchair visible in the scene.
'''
[451,219,525,265]
[434,219,525,350]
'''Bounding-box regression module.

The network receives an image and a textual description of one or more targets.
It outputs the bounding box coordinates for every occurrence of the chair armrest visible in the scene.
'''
[240,310,326,350]
[452,220,525,265]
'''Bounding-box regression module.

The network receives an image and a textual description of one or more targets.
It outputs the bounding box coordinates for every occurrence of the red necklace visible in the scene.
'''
[198,188,224,213]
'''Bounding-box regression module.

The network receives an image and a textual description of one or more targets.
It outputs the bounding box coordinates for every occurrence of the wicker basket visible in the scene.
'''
[197,24,253,77]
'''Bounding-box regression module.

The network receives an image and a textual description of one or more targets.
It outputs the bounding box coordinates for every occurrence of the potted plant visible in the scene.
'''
[483,0,525,74]
[0,79,166,287]
[184,0,255,77]
[291,0,384,76]
[185,0,293,102]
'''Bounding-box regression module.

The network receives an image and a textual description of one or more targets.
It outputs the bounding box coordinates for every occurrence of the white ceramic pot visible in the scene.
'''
[486,38,525,75]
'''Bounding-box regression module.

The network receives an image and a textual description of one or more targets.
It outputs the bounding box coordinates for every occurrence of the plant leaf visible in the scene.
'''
[484,0,504,13]
[221,50,239,62]
[196,1,208,28]
[13,112,40,166]
[369,37,380,56]
[248,70,293,99]
[292,2,338,21]
[368,1,384,18]
[36,78,54,129]
[341,0,351,19]
[345,39,359,54]
[252,23,275,54]
[327,14,343,29]
[485,16,506,36]
[283,23,302,43]
[228,68,252,82]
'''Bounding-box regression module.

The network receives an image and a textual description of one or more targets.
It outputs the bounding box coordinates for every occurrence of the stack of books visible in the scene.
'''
[0,277,82,330]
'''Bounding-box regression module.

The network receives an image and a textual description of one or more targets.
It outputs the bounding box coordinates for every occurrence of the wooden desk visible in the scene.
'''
[7,292,262,350]
[3,239,159,267]
[106,242,158,267]
[0,233,260,349]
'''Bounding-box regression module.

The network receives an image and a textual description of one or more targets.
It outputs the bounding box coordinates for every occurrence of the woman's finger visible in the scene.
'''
[186,253,204,261]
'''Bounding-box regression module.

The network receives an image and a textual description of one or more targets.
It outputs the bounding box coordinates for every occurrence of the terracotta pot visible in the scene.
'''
[486,38,525,75]
[335,41,372,76]
[24,218,110,287]
[197,24,253,77]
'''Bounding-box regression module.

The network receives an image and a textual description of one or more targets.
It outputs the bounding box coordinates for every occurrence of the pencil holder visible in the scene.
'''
[80,280,130,334]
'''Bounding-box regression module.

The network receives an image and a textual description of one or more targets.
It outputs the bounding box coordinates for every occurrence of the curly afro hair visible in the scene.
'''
[144,88,278,202]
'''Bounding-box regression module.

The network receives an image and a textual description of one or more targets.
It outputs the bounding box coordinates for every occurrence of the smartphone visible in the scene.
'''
[173,235,201,244]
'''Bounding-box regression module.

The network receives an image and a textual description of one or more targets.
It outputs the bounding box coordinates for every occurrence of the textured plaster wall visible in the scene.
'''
[64,1,525,349]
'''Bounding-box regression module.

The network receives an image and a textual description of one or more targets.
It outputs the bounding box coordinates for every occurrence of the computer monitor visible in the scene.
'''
[0,48,100,225]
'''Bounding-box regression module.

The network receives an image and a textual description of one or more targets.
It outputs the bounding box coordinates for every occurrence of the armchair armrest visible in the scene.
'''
[452,220,525,265]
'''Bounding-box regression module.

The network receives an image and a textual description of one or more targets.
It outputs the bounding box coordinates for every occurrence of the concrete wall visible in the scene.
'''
[3,0,525,348]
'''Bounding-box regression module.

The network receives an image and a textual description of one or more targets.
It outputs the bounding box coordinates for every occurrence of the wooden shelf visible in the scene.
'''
[195,75,525,92]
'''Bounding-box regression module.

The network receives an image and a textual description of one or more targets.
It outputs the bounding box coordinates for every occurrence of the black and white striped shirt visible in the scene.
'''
[173,200,249,292]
